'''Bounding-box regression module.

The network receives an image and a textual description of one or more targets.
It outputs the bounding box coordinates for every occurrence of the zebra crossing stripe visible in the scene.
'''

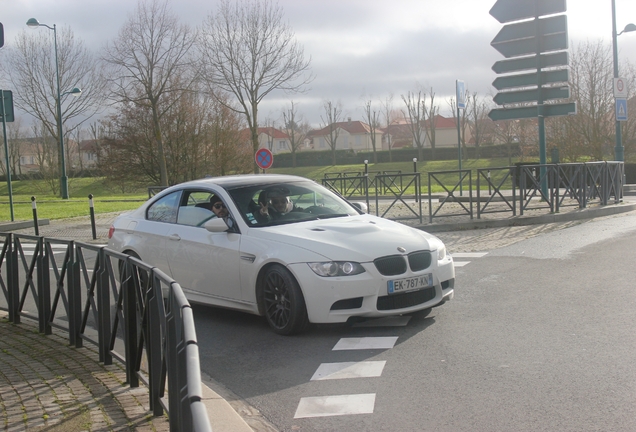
[310,361,386,381]
[452,252,488,258]
[333,336,398,351]
[452,252,488,267]
[294,394,376,419]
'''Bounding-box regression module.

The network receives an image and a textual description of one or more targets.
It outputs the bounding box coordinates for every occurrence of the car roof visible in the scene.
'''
[169,174,313,190]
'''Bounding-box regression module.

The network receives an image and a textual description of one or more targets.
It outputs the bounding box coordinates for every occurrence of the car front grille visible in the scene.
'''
[374,251,432,276]
[376,287,436,311]
[373,255,407,276]
[408,251,432,272]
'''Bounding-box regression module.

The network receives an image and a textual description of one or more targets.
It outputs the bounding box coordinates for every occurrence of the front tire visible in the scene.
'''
[260,264,309,335]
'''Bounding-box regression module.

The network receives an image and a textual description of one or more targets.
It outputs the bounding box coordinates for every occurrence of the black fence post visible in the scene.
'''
[6,233,19,324]
[88,194,97,240]
[97,249,112,365]
[31,196,39,236]
[123,257,140,388]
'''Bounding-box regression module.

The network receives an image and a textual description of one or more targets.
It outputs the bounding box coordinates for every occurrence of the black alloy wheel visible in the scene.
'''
[261,264,308,335]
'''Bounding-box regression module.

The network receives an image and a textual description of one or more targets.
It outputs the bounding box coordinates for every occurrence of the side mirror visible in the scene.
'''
[203,216,240,233]
[203,217,230,232]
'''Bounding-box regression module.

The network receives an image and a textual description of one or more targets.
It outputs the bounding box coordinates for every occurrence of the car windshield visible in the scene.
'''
[226,180,360,227]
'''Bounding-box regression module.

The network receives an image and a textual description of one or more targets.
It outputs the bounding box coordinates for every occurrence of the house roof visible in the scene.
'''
[309,120,371,137]
[257,127,290,139]
[79,140,100,152]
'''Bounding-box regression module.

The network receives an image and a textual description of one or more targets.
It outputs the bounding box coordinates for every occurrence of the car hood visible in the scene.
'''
[248,215,440,262]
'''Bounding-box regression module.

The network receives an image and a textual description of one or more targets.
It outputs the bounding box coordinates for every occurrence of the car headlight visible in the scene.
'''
[308,261,366,277]
[437,245,447,260]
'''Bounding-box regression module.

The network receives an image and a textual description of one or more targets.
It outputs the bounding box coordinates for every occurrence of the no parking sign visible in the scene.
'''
[255,148,274,170]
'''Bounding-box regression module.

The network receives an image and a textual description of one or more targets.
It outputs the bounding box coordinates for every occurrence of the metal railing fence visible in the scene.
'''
[322,162,624,224]
[0,233,212,432]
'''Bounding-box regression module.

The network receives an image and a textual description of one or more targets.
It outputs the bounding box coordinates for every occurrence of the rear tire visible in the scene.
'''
[260,264,309,335]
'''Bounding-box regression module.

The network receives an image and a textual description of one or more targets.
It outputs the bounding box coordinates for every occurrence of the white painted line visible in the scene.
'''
[294,394,376,418]
[333,336,398,351]
[311,361,386,381]
[353,315,411,327]
[452,252,488,258]
[453,261,470,267]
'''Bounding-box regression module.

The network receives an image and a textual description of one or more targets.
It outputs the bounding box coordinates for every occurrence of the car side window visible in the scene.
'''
[147,191,180,223]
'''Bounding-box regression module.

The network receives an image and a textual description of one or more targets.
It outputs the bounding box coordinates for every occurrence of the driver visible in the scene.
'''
[259,187,295,220]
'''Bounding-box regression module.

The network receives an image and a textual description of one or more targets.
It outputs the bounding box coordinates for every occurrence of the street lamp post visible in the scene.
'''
[27,18,81,199]
[611,1,636,162]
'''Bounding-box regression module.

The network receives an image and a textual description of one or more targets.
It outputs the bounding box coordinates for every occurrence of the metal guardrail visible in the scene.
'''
[427,170,473,223]
[476,167,517,218]
[323,162,624,224]
[0,233,212,432]
[323,172,423,223]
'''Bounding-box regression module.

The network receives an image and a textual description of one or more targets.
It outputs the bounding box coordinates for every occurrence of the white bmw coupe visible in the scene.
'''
[108,174,455,334]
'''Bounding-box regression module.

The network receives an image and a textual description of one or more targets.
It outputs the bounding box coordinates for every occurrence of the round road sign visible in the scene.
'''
[255,148,274,170]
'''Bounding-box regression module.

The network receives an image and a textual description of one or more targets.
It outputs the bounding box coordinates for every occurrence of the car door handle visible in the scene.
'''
[168,234,181,241]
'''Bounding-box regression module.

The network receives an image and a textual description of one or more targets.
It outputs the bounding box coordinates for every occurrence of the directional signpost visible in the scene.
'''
[488,0,574,195]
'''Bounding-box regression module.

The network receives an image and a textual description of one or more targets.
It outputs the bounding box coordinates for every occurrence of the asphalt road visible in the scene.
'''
[194,211,636,431]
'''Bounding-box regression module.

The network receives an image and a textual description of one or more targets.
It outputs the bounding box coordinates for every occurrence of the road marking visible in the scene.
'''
[310,361,386,381]
[452,252,488,267]
[452,252,488,258]
[333,336,398,351]
[294,394,376,418]
[353,315,411,327]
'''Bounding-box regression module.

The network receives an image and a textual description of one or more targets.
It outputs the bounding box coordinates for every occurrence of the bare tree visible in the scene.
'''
[382,95,399,162]
[31,122,60,195]
[103,0,197,186]
[320,100,343,166]
[361,99,381,164]
[422,88,439,160]
[199,0,312,172]
[401,90,426,161]
[1,120,25,177]
[282,101,308,167]
[564,40,614,160]
[1,24,107,184]
[466,91,491,159]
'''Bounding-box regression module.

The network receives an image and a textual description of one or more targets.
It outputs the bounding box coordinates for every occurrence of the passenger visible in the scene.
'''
[209,195,229,219]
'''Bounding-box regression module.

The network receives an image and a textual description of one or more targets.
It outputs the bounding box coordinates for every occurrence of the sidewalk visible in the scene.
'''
[1,196,636,431]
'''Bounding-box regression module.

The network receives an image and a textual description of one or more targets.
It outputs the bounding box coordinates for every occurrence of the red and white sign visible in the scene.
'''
[614,77,628,98]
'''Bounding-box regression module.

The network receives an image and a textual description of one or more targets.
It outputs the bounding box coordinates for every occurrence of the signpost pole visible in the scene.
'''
[1,90,14,221]
[612,0,624,162]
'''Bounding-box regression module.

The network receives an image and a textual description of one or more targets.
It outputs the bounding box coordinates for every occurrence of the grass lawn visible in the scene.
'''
[0,177,147,222]
[0,158,525,222]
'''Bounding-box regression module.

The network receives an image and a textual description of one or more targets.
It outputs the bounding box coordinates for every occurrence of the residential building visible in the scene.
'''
[307,119,375,152]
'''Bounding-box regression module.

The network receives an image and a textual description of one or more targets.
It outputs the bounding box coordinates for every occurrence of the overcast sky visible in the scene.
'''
[2,0,636,128]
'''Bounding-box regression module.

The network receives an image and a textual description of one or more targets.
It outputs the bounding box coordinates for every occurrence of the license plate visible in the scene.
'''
[387,273,432,294]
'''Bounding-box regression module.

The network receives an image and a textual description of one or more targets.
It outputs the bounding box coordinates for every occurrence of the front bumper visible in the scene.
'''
[287,256,455,323]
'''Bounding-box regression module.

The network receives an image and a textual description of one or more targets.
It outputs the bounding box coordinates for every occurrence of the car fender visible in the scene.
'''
[237,234,330,306]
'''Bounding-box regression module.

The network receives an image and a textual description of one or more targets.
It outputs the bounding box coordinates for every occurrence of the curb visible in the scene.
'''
[0,219,50,231]
[413,200,636,233]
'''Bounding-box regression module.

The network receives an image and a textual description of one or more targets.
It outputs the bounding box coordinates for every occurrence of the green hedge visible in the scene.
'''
[273,144,520,168]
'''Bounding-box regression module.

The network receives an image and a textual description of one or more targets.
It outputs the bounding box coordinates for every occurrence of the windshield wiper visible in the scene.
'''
[316,213,350,220]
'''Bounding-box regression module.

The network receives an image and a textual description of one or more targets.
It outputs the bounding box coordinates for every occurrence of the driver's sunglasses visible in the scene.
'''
[213,203,226,210]
[270,198,287,205]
